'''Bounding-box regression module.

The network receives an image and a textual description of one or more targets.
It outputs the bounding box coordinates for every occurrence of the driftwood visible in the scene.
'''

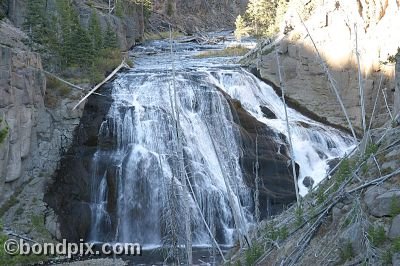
[44,71,105,97]
[176,33,227,45]
[72,60,129,110]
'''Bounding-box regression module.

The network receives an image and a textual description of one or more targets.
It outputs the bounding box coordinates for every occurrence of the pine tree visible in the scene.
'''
[103,24,119,49]
[234,15,248,41]
[23,0,48,44]
[88,10,103,55]
[73,26,94,67]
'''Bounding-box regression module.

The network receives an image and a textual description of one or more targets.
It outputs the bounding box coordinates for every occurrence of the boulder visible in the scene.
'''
[302,176,314,189]
[364,187,400,217]
[260,106,277,119]
[389,215,400,239]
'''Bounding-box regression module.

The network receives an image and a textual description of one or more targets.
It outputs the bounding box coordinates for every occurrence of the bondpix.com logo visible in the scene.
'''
[3,239,142,258]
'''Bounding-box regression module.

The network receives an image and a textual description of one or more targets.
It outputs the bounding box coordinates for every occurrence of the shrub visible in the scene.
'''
[245,244,263,265]
[368,226,386,247]
[339,242,354,262]
[195,45,250,58]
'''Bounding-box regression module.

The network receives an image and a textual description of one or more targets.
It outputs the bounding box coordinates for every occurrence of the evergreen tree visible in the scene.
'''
[88,10,103,54]
[23,0,48,44]
[234,15,249,41]
[103,24,119,49]
[72,26,94,67]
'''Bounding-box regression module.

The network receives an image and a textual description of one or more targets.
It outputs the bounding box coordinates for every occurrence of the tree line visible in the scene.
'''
[24,0,119,71]
[235,0,288,40]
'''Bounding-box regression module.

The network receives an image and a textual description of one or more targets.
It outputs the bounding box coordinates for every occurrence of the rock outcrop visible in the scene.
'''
[226,96,297,219]
[0,21,46,200]
[0,18,87,243]
[44,85,113,242]
[242,0,400,132]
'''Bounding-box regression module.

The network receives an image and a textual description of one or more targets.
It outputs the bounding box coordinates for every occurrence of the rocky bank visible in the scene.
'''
[242,0,400,133]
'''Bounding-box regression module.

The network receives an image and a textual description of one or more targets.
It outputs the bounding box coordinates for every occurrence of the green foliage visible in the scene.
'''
[368,226,387,247]
[295,206,304,227]
[234,15,249,41]
[339,242,354,262]
[88,10,103,54]
[263,222,288,242]
[364,142,378,159]
[0,196,18,217]
[333,158,354,191]
[166,0,174,16]
[103,24,119,49]
[390,196,400,217]
[23,0,49,45]
[195,45,250,58]
[89,48,123,84]
[236,0,289,38]
[0,0,6,20]
[382,250,393,265]
[393,237,400,252]
[245,244,263,266]
[0,118,9,144]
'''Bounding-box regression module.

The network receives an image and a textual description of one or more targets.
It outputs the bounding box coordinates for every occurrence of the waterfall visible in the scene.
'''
[87,40,355,249]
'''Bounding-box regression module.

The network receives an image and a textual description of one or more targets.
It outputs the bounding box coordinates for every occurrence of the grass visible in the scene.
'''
[90,48,124,84]
[143,31,183,41]
[390,196,400,217]
[245,243,263,266]
[339,241,354,263]
[195,45,250,58]
[0,196,19,217]
[0,221,48,265]
[368,225,387,247]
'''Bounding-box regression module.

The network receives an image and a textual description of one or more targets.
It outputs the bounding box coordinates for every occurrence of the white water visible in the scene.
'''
[88,38,355,248]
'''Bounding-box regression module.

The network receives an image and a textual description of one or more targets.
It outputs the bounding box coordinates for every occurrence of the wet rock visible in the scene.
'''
[260,106,277,119]
[389,215,400,239]
[226,95,296,219]
[364,187,400,217]
[327,158,341,173]
[302,176,314,189]
[45,86,113,242]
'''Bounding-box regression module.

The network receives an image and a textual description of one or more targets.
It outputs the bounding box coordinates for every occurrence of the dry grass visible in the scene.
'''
[143,31,183,41]
[195,45,250,58]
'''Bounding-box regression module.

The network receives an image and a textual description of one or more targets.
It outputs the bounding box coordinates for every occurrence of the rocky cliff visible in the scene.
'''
[0,0,144,242]
[242,0,400,133]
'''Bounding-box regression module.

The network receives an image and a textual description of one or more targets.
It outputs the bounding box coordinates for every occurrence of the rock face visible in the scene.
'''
[0,20,85,242]
[44,86,114,241]
[151,0,248,33]
[242,0,400,132]
[0,22,45,200]
[226,96,297,219]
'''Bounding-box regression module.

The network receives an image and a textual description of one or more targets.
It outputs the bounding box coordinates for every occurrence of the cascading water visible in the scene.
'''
[87,37,355,251]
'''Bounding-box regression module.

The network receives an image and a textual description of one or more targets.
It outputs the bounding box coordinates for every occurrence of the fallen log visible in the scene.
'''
[72,60,129,110]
